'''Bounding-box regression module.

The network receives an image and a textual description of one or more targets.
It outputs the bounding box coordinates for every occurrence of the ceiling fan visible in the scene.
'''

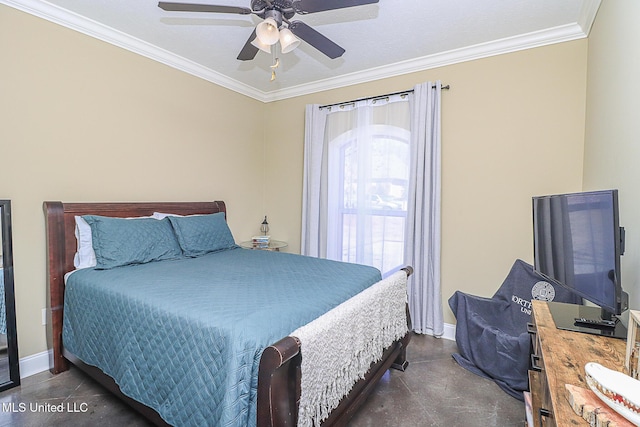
[158,0,380,61]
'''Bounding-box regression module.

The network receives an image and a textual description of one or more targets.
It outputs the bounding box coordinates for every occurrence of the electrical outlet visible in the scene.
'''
[42,308,47,326]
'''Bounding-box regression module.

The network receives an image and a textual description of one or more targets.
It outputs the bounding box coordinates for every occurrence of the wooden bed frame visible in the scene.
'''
[44,200,412,427]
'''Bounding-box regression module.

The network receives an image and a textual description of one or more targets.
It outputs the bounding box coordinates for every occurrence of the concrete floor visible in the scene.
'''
[0,335,524,426]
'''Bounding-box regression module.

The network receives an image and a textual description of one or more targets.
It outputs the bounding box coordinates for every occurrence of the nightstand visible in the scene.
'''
[239,240,288,252]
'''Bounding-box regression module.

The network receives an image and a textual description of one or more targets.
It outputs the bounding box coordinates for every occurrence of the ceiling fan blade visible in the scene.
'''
[237,29,259,61]
[158,2,253,14]
[293,0,378,14]
[289,21,345,59]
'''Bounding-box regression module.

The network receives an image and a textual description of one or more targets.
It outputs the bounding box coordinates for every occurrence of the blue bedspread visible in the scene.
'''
[63,248,381,427]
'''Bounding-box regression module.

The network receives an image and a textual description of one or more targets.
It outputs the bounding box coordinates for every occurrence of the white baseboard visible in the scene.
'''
[442,322,456,341]
[19,349,51,379]
[411,322,457,341]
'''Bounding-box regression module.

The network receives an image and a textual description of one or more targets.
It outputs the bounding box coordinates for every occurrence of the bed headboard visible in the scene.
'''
[43,200,226,373]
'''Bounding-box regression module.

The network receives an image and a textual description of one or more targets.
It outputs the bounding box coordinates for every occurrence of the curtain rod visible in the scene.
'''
[319,84,450,110]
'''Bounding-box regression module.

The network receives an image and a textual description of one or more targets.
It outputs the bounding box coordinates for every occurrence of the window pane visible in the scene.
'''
[329,127,409,275]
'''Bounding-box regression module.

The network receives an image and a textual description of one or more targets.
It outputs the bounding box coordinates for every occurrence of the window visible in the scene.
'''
[326,102,410,276]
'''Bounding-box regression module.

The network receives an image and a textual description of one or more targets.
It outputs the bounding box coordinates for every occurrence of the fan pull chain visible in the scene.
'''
[270,50,280,81]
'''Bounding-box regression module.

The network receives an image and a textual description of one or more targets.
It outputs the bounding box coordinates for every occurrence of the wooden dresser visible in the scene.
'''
[528,300,627,426]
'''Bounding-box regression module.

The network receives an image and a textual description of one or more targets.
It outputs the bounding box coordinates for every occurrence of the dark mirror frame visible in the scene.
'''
[0,200,20,392]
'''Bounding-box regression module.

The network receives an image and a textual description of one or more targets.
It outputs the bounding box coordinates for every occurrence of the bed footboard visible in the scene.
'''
[257,266,413,427]
[257,336,302,427]
[256,332,411,427]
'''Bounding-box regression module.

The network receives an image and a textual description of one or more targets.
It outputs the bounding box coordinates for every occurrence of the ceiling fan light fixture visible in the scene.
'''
[250,37,271,54]
[256,17,279,45]
[279,28,300,54]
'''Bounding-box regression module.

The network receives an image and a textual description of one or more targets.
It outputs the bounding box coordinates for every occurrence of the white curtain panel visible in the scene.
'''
[405,81,443,336]
[301,98,410,269]
[301,104,329,257]
[323,98,410,272]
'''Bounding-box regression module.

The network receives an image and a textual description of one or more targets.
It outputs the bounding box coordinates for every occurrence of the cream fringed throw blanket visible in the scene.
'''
[291,270,409,427]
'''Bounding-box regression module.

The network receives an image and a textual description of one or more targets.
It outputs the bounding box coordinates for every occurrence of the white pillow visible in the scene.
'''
[152,212,203,219]
[74,216,97,269]
[152,212,182,219]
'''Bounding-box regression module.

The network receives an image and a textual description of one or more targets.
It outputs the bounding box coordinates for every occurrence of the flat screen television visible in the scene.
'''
[532,189,628,338]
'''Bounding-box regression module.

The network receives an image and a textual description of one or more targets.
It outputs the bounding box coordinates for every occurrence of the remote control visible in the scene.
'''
[574,317,617,329]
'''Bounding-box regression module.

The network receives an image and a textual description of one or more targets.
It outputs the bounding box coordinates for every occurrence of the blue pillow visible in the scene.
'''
[82,215,183,269]
[168,213,236,257]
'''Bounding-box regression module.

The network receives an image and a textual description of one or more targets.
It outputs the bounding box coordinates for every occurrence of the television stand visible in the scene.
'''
[528,301,627,425]
[547,301,627,339]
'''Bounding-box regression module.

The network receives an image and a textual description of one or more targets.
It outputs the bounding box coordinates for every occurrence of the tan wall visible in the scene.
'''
[265,40,588,325]
[584,1,640,311]
[0,6,266,358]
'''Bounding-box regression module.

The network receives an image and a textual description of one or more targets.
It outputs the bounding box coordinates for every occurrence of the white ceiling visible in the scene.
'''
[4,0,600,102]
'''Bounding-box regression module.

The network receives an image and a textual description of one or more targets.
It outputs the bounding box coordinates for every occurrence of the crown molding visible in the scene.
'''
[3,0,598,104]
[577,0,601,35]
[1,0,266,101]
[265,22,591,101]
